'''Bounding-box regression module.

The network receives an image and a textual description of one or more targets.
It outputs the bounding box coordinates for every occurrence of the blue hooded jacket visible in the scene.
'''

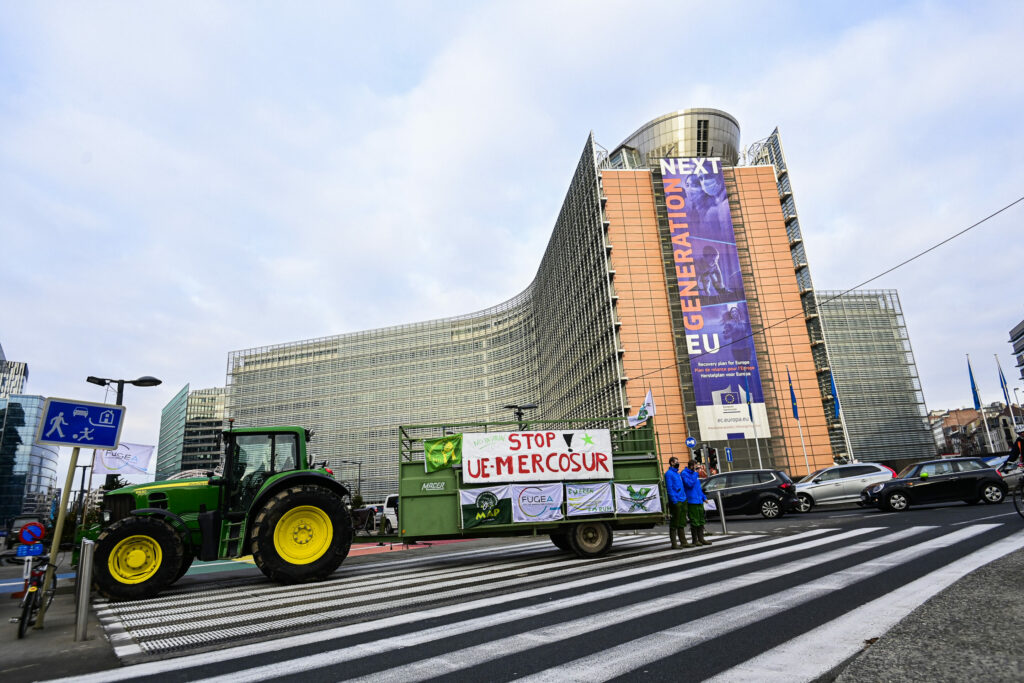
[665,466,685,504]
[681,467,707,504]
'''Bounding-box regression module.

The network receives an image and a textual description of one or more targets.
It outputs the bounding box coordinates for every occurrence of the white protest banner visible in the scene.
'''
[566,482,614,517]
[93,442,155,476]
[614,482,662,515]
[511,483,564,523]
[462,430,613,484]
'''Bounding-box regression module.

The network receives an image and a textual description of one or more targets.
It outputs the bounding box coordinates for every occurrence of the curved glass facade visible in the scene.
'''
[0,395,59,526]
[227,136,623,502]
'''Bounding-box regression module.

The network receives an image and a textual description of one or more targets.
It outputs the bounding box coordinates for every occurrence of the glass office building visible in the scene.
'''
[155,384,188,480]
[816,290,933,462]
[0,395,60,527]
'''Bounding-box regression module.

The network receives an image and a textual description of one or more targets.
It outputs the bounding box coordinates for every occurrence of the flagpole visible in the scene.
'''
[745,375,763,469]
[997,355,1015,438]
[789,367,811,476]
[968,354,995,453]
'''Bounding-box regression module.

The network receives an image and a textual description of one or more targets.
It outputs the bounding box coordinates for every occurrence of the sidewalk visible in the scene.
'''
[0,554,118,683]
[830,545,1024,682]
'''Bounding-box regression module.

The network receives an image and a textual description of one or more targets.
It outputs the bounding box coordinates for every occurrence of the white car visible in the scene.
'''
[375,494,399,535]
[795,463,896,512]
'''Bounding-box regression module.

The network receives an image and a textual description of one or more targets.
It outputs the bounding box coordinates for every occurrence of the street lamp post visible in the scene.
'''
[503,403,538,430]
[340,460,362,495]
[86,374,163,405]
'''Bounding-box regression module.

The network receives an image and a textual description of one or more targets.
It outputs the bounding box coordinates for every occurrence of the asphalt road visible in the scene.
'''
[19,499,1021,682]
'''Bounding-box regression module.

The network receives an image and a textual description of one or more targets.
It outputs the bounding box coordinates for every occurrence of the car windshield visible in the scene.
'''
[799,468,828,483]
[896,464,918,479]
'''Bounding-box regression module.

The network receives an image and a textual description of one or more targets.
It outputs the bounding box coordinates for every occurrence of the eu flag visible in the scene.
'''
[787,368,799,421]
[968,356,982,411]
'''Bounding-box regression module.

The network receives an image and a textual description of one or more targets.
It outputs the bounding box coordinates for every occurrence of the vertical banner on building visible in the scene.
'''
[660,157,769,440]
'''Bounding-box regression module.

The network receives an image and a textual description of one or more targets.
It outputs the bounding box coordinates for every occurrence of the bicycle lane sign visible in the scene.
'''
[34,397,125,450]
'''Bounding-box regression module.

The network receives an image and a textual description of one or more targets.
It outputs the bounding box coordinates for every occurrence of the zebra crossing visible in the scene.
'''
[55,521,1024,682]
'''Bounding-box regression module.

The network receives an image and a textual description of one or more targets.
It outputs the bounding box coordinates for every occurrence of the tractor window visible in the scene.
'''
[274,434,298,472]
[230,435,273,512]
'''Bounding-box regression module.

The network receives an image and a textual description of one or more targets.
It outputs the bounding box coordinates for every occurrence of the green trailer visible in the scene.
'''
[393,417,667,556]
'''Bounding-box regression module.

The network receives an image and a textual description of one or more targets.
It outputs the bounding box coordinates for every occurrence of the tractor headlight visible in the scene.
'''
[102,510,111,523]
[869,484,885,494]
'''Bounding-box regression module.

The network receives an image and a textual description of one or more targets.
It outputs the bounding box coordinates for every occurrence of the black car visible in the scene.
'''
[702,469,799,519]
[860,457,1006,512]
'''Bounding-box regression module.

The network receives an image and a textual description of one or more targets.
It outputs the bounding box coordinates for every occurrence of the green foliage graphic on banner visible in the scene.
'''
[424,433,462,472]
[460,486,512,528]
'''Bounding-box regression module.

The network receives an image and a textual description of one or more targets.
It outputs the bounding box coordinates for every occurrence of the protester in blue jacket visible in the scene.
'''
[664,457,690,549]
[681,461,712,546]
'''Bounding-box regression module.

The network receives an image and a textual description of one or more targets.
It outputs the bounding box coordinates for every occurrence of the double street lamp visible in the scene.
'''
[86,375,163,405]
[503,403,538,429]
[340,459,363,494]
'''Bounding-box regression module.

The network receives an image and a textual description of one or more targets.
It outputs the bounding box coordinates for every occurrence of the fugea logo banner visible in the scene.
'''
[660,157,770,441]
[461,430,614,484]
[566,482,614,516]
[459,485,512,529]
[511,483,564,523]
[614,482,662,514]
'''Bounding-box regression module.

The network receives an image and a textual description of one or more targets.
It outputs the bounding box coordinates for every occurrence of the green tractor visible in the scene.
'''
[91,426,353,601]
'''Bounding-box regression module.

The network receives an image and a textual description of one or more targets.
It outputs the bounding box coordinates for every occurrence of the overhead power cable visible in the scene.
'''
[632,193,1024,382]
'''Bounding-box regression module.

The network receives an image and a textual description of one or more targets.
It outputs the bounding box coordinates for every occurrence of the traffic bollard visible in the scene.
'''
[716,491,728,535]
[75,539,95,641]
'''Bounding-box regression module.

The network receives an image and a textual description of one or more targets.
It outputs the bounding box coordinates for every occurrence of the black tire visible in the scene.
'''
[550,532,572,551]
[567,522,613,558]
[981,483,1005,504]
[93,516,184,601]
[250,485,352,584]
[382,518,394,535]
[173,546,194,584]
[1013,484,1024,520]
[796,493,814,513]
[17,590,35,638]
[760,497,783,519]
[885,491,909,512]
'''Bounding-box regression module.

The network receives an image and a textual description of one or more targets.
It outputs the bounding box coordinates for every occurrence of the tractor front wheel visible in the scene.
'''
[251,485,352,584]
[93,516,184,601]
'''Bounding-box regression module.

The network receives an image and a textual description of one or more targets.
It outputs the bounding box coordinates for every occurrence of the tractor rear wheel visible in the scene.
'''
[93,516,184,600]
[250,485,352,584]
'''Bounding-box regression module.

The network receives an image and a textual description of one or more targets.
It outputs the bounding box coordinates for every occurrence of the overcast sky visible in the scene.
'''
[2,1,1022,477]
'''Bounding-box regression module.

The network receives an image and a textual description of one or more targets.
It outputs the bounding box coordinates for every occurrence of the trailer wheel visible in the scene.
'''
[568,522,613,558]
[549,532,572,551]
[251,485,352,584]
[93,516,184,600]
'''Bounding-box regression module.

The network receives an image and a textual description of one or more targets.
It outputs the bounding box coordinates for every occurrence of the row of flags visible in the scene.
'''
[967,354,1018,412]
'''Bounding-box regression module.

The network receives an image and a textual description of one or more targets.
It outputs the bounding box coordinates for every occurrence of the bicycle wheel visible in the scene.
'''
[17,589,38,639]
[1013,483,1024,520]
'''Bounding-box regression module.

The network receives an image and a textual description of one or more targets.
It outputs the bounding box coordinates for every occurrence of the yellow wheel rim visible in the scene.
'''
[108,534,162,584]
[273,505,333,565]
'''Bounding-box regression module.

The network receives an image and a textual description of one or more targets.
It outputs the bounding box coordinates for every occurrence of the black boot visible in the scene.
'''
[697,526,712,546]
[677,527,692,548]
[669,527,679,549]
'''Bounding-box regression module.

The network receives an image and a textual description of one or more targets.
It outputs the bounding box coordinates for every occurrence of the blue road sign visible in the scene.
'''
[685,437,697,448]
[725,447,733,463]
[16,543,44,557]
[35,397,125,450]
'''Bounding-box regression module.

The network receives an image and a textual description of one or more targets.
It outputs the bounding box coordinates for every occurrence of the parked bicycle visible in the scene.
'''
[11,558,55,638]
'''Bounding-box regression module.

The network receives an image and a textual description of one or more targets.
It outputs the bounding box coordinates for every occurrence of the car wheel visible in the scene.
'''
[760,497,782,519]
[885,491,909,512]
[796,494,814,513]
[981,484,1005,504]
[382,518,394,535]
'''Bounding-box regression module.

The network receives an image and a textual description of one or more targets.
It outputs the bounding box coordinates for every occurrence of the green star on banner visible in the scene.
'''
[424,433,463,473]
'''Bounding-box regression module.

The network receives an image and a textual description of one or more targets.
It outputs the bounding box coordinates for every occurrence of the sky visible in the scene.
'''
[2,0,1023,482]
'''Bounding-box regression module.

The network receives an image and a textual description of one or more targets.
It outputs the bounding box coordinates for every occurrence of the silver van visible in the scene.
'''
[795,463,895,512]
